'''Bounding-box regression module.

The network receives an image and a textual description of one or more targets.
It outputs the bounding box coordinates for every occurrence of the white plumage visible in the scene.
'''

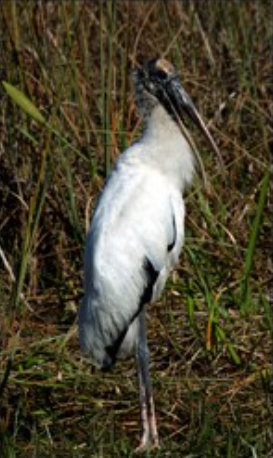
[79,104,194,366]
[79,58,220,451]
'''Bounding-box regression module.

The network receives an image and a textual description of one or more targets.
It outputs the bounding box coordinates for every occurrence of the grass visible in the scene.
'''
[0,1,272,457]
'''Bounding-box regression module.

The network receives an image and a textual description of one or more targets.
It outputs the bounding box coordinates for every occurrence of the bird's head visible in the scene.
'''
[132,57,222,166]
[132,57,179,119]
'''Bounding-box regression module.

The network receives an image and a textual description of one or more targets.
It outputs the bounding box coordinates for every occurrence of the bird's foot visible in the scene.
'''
[134,437,160,454]
[134,435,148,454]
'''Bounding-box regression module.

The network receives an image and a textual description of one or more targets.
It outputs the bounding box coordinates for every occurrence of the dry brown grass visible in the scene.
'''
[0,1,272,457]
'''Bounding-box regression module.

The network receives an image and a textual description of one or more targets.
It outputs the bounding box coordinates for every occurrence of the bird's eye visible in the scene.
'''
[155,69,168,80]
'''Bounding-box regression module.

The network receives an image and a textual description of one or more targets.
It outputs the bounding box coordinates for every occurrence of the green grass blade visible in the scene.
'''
[14,142,52,310]
[240,169,270,311]
[2,81,87,162]
[2,81,46,125]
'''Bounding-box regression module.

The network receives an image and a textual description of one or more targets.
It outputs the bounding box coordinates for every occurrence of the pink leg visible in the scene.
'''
[148,394,159,447]
[135,307,159,452]
[135,371,150,452]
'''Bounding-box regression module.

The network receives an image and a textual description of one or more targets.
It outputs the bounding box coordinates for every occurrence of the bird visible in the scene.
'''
[79,57,221,452]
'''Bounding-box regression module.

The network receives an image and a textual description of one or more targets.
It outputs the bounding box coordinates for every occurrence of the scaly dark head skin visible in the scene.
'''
[133,57,223,165]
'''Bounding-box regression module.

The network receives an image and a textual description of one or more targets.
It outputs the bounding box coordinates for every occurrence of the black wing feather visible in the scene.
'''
[102,256,159,370]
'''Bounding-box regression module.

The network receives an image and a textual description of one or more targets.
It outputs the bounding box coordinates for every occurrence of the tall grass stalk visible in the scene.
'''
[2,82,86,306]
[240,170,270,312]
[106,1,116,170]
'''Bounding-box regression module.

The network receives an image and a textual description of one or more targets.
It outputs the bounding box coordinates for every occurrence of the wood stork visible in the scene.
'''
[79,57,221,452]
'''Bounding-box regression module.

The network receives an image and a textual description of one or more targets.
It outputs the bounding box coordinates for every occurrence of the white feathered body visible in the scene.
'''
[79,105,194,369]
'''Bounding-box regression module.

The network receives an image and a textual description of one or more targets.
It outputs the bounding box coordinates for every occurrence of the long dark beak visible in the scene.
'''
[166,78,223,167]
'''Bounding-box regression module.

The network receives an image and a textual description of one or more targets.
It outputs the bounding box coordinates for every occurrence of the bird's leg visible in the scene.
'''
[136,360,149,451]
[135,306,159,452]
[147,392,158,447]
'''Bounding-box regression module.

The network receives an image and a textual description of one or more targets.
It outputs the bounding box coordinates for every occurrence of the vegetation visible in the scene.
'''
[0,1,272,457]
